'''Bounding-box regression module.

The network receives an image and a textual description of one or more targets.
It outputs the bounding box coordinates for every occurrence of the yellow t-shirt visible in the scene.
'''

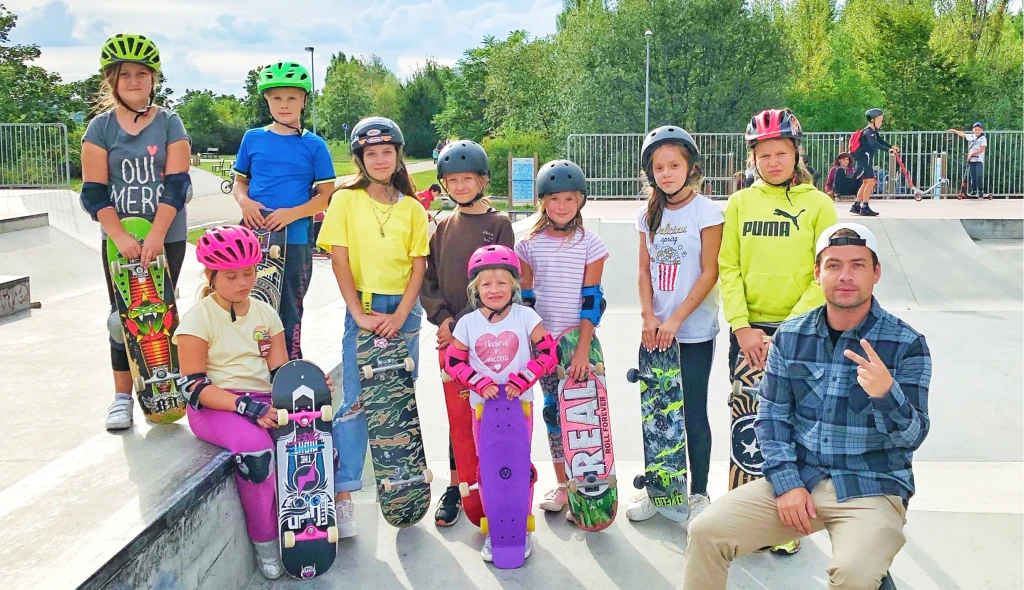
[316,187,430,295]
[173,296,284,393]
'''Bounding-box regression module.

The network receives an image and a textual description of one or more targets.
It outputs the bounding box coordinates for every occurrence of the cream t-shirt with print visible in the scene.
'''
[174,295,284,393]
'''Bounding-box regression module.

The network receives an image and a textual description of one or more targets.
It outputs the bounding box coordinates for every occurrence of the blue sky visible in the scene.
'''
[6,0,562,96]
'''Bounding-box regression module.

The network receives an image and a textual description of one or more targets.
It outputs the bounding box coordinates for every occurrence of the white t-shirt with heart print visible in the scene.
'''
[452,303,543,406]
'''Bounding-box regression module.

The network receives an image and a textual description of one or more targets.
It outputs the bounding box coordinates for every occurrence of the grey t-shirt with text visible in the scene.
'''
[83,108,190,242]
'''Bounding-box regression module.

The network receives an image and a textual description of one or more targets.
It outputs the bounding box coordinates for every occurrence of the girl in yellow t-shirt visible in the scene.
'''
[316,116,429,537]
[174,225,288,579]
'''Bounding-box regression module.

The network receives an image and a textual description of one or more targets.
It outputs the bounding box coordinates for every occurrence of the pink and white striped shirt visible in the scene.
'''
[515,228,609,337]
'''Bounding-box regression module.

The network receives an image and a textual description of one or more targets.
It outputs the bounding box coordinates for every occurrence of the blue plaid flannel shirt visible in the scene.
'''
[755,298,931,506]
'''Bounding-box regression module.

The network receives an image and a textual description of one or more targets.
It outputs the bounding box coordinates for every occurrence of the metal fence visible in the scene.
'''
[567,131,1024,199]
[0,123,72,188]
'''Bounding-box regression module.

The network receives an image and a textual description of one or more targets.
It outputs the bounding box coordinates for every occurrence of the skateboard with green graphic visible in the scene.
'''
[555,329,617,530]
[106,217,186,423]
[626,344,688,521]
[356,329,432,527]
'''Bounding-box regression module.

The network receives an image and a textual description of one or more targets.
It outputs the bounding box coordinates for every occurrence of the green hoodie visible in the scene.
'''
[718,180,838,330]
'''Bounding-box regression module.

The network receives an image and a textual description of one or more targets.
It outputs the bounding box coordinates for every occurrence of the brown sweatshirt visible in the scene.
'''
[420,209,515,327]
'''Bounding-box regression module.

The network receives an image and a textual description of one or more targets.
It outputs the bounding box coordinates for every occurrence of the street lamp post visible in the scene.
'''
[304,46,317,135]
[644,30,653,135]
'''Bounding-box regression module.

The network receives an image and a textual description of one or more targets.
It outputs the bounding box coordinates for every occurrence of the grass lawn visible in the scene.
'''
[196,154,426,179]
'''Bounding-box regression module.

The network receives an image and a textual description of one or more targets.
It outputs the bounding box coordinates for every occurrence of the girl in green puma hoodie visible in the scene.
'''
[718,108,837,556]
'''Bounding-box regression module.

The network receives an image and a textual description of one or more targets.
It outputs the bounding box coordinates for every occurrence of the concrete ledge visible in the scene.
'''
[961,218,1024,240]
[0,275,30,317]
[0,211,48,234]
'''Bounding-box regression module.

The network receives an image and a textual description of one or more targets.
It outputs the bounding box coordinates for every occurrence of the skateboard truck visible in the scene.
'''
[380,468,433,493]
[567,473,616,494]
[282,524,339,548]
[133,367,180,393]
[109,255,167,283]
[277,405,333,427]
[360,357,415,380]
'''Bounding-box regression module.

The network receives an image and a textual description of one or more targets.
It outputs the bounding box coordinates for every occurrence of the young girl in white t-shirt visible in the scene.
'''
[514,160,609,522]
[633,127,724,527]
[444,245,557,563]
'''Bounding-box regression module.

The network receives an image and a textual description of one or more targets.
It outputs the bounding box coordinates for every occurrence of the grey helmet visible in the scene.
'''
[536,160,587,198]
[865,108,884,122]
[437,140,490,207]
[640,125,702,196]
[350,116,404,155]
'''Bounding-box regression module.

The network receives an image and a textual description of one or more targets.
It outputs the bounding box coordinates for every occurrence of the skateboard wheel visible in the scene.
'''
[633,474,646,490]
[153,254,166,270]
[320,404,333,421]
[283,531,296,549]
[277,408,289,426]
[595,362,605,376]
[459,482,470,497]
[606,474,617,488]
[403,357,415,372]
[474,404,483,420]
[133,375,145,393]
[423,468,433,484]
[556,366,566,380]
[527,515,535,532]
[522,402,531,418]
[626,368,640,383]
[480,517,488,535]
[567,479,578,494]
[110,260,122,276]
[327,526,339,544]
[361,365,373,380]
[441,370,451,383]
[269,245,282,260]
[382,479,392,493]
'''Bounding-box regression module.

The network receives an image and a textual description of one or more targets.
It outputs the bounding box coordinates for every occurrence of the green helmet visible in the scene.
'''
[100,33,161,71]
[258,62,312,94]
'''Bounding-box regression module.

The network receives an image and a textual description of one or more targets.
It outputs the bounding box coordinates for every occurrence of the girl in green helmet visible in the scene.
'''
[82,33,192,431]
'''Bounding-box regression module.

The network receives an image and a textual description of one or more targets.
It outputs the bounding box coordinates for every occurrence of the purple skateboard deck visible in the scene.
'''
[475,389,533,569]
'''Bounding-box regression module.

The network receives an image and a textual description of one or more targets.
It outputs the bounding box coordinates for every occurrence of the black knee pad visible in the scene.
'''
[234,450,274,483]
[110,345,130,372]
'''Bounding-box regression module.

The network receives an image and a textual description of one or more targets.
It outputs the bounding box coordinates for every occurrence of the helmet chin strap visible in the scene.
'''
[454,190,486,208]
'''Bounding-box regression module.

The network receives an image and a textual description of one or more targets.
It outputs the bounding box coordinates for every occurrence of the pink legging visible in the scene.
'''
[187,393,277,543]
[472,401,535,511]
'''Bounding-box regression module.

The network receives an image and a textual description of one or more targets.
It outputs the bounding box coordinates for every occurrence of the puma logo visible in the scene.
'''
[773,209,806,231]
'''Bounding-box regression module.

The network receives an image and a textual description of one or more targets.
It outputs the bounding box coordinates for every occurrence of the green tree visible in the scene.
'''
[176,90,247,154]
[242,65,273,128]
[433,39,497,142]
[319,52,374,140]
[397,60,451,157]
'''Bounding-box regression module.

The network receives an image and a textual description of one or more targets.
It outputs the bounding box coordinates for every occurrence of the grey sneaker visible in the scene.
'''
[105,393,134,430]
[686,493,711,528]
[336,499,357,538]
[253,540,283,580]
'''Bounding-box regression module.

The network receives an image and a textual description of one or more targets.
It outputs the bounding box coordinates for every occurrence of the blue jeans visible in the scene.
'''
[280,244,312,360]
[332,292,422,492]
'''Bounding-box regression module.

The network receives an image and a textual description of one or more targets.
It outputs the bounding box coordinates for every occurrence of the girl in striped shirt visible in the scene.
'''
[515,160,609,523]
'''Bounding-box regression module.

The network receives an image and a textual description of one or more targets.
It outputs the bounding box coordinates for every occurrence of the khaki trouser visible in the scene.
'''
[683,478,907,590]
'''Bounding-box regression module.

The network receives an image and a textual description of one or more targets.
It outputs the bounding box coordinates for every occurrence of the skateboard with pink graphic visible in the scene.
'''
[475,389,535,569]
[271,359,337,579]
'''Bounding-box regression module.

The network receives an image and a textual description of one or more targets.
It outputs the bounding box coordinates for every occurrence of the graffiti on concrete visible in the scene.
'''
[0,281,30,316]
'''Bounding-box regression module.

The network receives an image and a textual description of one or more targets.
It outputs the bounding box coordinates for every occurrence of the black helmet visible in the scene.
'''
[350,116,404,155]
[865,108,884,122]
[641,125,700,171]
[536,160,587,197]
[436,140,490,180]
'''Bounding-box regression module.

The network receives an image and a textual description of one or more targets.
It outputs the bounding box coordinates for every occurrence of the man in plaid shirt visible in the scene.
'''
[684,222,931,590]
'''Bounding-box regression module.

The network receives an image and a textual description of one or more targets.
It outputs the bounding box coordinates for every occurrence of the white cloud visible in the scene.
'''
[395,55,459,80]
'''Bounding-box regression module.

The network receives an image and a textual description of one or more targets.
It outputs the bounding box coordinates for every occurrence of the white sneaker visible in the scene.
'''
[105,393,134,430]
[336,499,357,538]
[687,493,711,528]
[626,490,657,522]
[253,540,283,580]
[524,532,533,559]
[539,485,567,512]
[481,534,493,562]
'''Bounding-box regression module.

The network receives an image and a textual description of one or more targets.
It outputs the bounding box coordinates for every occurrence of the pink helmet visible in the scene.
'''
[196,225,262,270]
[467,245,521,280]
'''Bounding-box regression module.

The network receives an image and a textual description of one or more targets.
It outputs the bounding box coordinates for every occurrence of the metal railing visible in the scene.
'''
[0,123,72,188]
[567,131,1024,199]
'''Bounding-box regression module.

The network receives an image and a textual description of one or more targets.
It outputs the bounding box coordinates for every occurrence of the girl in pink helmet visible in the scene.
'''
[443,245,558,563]
[173,225,292,579]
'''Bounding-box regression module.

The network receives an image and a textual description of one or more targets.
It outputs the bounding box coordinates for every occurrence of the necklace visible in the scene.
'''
[368,189,397,237]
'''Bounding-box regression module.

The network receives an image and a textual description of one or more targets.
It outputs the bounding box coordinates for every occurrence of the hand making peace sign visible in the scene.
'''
[843,339,894,398]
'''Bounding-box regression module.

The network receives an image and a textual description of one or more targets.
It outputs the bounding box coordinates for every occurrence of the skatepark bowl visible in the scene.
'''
[0,187,1021,589]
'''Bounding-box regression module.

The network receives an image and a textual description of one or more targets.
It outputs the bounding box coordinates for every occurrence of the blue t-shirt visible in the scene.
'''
[233,127,336,244]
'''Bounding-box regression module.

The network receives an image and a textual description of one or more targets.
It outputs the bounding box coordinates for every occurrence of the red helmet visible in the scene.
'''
[745,108,802,147]
[196,225,262,270]
[467,245,521,280]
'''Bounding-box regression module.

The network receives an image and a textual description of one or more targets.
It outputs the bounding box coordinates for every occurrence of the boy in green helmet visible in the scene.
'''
[233,61,336,359]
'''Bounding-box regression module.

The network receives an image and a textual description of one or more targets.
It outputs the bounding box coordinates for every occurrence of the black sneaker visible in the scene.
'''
[859,203,880,216]
[850,201,862,214]
[434,486,462,527]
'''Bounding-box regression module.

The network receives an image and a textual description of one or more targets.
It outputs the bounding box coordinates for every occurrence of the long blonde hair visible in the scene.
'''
[526,190,585,243]
[467,269,523,310]
[93,63,159,114]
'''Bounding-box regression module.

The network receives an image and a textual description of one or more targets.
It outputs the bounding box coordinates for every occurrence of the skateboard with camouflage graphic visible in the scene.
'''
[106,217,186,423]
[357,329,432,527]
[555,329,617,530]
[271,359,337,579]
[626,344,688,521]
